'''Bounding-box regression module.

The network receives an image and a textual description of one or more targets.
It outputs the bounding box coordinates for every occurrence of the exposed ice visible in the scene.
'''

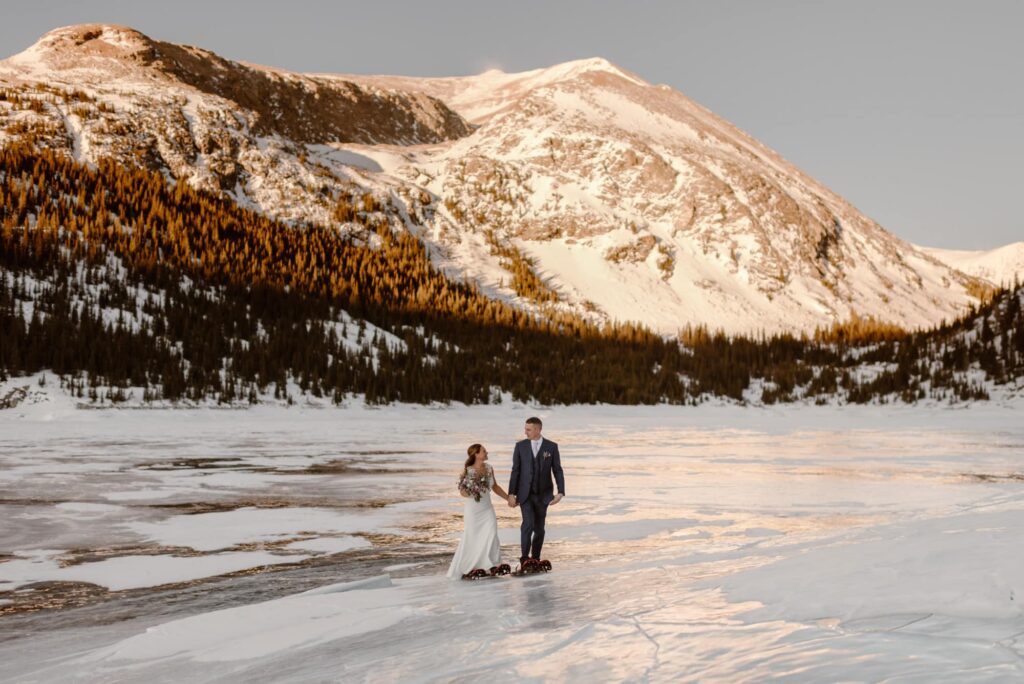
[282,536,372,555]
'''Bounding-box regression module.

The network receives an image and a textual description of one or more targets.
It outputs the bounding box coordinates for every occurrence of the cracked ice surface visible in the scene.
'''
[1,401,1024,681]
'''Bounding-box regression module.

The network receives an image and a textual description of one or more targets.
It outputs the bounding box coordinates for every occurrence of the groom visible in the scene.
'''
[508,417,565,564]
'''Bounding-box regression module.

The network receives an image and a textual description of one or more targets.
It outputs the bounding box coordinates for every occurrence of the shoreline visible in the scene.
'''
[3,371,1023,422]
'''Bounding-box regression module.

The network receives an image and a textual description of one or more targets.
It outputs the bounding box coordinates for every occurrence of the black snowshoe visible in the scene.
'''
[461,563,512,580]
[513,558,552,576]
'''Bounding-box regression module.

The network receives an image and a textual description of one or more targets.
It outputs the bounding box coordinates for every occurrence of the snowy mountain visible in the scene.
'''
[918,242,1024,288]
[0,24,994,334]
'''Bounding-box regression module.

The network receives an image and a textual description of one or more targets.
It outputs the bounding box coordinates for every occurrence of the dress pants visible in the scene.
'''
[520,494,548,561]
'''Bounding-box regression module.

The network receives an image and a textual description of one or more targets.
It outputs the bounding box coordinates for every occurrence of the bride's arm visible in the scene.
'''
[490,467,509,500]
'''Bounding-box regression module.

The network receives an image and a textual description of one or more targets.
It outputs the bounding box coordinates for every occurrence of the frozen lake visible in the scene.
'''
[2,399,1024,682]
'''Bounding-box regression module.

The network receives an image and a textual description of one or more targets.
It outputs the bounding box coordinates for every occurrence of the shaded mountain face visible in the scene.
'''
[0,25,989,334]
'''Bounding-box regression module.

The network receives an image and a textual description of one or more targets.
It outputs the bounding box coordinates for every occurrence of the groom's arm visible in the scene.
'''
[552,444,565,497]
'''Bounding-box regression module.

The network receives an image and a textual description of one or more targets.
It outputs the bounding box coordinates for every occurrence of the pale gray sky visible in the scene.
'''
[2,1,1021,249]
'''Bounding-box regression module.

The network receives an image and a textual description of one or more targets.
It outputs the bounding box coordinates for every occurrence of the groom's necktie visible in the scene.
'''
[531,443,540,494]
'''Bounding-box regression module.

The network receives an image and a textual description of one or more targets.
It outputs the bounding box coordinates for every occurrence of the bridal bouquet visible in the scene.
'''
[458,470,488,502]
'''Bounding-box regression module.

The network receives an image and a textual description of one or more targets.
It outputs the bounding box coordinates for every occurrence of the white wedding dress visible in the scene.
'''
[447,464,502,578]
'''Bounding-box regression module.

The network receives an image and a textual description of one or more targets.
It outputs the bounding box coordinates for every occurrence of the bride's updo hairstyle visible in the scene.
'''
[464,443,483,471]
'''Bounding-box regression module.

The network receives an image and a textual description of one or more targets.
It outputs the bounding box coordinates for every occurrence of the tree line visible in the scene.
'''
[1,142,1021,405]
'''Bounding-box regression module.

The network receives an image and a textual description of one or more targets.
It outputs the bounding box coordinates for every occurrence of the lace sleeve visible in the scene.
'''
[486,464,494,487]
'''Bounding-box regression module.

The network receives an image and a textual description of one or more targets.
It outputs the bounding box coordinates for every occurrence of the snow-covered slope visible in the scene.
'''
[919,242,1024,287]
[362,59,989,334]
[0,25,992,334]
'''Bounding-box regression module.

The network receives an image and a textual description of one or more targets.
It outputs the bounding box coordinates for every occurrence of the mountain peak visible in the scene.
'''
[3,24,157,74]
[342,56,651,125]
[542,56,645,83]
[37,23,152,49]
[474,56,648,92]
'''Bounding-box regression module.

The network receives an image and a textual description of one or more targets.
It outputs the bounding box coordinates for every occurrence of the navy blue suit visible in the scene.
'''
[509,437,565,561]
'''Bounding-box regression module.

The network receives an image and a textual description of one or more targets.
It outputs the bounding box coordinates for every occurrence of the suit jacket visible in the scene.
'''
[509,437,565,505]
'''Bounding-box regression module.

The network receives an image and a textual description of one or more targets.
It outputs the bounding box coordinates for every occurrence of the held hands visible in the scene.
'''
[505,494,563,506]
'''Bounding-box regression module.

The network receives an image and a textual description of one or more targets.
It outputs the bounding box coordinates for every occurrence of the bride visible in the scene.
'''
[446,443,510,579]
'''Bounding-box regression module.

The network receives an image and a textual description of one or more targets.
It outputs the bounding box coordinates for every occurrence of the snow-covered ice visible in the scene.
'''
[125,507,395,552]
[2,400,1023,681]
